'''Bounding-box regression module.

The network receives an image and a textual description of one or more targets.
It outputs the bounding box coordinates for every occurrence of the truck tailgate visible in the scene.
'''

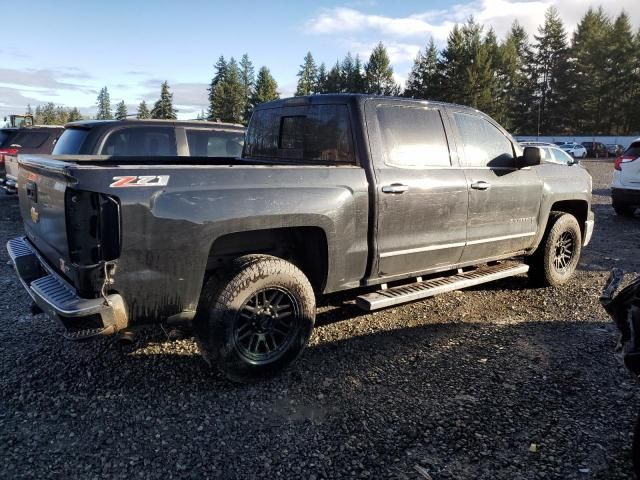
[17,156,75,274]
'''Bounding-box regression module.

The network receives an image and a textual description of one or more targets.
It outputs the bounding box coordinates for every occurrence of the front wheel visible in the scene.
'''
[194,255,316,382]
[527,212,582,286]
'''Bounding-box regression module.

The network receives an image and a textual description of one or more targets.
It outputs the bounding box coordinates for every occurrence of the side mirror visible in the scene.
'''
[521,146,542,167]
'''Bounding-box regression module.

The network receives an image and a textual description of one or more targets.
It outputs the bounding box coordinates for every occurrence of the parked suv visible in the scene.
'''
[2,126,63,193]
[7,95,594,382]
[582,141,608,158]
[560,143,587,159]
[611,138,640,216]
[52,119,245,157]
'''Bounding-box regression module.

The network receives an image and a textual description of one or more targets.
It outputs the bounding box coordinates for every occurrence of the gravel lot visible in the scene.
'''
[1,160,639,480]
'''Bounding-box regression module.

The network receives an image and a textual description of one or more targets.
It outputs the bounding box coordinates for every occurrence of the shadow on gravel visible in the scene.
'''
[2,316,637,479]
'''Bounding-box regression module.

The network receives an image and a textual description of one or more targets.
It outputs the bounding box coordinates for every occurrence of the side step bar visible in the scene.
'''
[356,262,529,311]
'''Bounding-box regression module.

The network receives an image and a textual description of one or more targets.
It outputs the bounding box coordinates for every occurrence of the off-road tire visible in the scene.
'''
[613,202,636,217]
[194,255,315,383]
[526,212,582,287]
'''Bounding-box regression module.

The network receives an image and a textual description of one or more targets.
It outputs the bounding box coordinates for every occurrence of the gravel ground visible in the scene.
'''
[1,160,639,480]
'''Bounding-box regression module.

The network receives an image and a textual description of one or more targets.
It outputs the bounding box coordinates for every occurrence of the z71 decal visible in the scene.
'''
[109,175,170,188]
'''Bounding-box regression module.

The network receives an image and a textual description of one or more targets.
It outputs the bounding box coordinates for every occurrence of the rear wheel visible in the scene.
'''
[527,212,582,286]
[194,255,316,383]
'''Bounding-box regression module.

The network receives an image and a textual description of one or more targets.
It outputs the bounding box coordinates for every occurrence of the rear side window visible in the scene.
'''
[101,127,176,156]
[10,131,49,148]
[186,129,244,157]
[376,105,450,167]
[624,142,640,158]
[52,128,90,154]
[453,113,514,168]
[244,105,355,164]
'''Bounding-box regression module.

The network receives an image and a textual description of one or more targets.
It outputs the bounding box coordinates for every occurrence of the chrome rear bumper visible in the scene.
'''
[6,236,127,337]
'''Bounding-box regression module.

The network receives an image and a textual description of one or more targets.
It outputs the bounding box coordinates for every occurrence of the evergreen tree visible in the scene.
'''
[503,21,535,133]
[606,13,639,134]
[316,62,328,93]
[352,55,366,93]
[211,58,245,123]
[151,81,178,120]
[404,38,440,99]
[365,42,400,95]
[325,61,342,93]
[569,7,612,134]
[96,86,113,120]
[295,51,318,96]
[341,52,359,92]
[55,105,69,124]
[67,107,83,122]
[207,56,227,120]
[532,7,570,134]
[25,104,33,115]
[137,100,151,119]
[251,66,280,107]
[115,100,128,120]
[39,103,57,124]
[239,53,255,121]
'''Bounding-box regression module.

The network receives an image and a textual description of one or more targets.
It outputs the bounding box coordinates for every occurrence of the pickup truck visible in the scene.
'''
[7,94,594,382]
[1,126,63,193]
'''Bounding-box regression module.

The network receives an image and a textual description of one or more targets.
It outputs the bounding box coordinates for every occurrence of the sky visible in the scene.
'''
[1,0,638,120]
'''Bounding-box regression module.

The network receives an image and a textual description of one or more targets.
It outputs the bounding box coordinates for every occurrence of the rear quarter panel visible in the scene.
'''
[72,163,370,324]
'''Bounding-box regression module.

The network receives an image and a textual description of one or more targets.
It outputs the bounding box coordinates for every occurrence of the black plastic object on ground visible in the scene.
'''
[601,269,640,476]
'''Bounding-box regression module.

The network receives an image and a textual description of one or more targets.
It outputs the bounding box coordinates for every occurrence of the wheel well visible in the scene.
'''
[549,200,588,235]
[206,227,328,292]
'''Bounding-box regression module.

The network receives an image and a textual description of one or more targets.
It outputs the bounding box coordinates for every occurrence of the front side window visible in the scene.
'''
[376,105,450,168]
[454,113,515,168]
[101,127,177,156]
[186,129,244,157]
[244,105,355,164]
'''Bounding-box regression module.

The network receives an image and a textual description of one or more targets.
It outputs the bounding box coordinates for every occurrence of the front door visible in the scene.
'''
[449,111,543,263]
[366,100,468,278]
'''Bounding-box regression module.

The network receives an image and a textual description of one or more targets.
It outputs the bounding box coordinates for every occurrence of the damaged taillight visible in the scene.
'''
[65,189,121,264]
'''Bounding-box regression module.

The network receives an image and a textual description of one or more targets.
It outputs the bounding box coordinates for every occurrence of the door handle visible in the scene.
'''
[381,183,409,194]
[470,181,491,190]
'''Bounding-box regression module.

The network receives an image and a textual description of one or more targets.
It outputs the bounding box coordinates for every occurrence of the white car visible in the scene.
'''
[611,138,640,216]
[560,143,587,159]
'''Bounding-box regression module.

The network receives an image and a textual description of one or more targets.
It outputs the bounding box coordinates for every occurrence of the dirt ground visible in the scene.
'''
[0,159,638,479]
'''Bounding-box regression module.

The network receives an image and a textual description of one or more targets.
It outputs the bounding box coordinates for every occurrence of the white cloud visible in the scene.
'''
[307,0,640,43]
[349,41,421,64]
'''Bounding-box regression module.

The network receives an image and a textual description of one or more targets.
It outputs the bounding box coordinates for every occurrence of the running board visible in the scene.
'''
[356,263,529,311]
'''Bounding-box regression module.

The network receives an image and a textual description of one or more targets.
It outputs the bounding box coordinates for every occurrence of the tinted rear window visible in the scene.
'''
[101,127,177,156]
[52,128,90,154]
[376,105,450,167]
[0,130,17,146]
[10,131,49,148]
[624,142,640,158]
[186,129,244,157]
[244,105,355,164]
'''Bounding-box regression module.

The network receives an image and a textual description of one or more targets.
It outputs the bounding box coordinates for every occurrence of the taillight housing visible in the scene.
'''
[65,189,121,265]
[615,155,638,171]
[0,147,18,165]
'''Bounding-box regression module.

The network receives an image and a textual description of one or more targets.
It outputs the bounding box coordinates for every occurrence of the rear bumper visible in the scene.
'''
[6,236,127,338]
[612,187,640,207]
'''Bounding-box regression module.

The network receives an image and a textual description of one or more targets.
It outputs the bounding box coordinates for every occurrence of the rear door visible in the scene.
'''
[449,111,543,263]
[366,100,468,278]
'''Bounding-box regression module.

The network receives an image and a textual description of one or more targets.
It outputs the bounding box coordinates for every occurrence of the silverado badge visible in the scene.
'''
[30,206,39,223]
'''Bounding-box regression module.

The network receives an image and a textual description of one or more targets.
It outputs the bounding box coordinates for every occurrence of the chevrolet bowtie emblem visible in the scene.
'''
[30,206,39,223]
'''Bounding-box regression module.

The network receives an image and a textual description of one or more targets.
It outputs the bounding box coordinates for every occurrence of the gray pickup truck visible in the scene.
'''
[7,94,594,382]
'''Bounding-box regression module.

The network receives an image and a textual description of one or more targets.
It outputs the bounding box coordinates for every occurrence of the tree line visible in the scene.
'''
[403,6,640,135]
[26,5,640,135]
